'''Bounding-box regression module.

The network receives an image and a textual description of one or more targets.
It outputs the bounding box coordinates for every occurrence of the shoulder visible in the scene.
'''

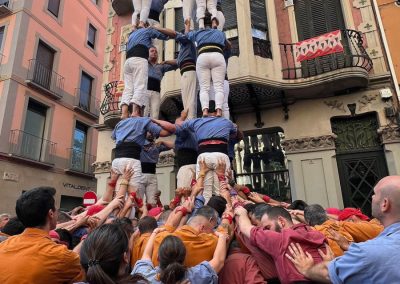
[132,259,157,277]
[189,261,218,279]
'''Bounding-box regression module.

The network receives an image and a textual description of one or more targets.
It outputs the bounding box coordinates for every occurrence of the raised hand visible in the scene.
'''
[215,158,226,177]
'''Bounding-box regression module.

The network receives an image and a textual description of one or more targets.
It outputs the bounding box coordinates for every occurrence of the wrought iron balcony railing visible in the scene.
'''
[26,59,65,99]
[253,37,272,59]
[279,29,372,80]
[66,148,96,175]
[100,81,123,127]
[9,129,56,165]
[73,88,100,118]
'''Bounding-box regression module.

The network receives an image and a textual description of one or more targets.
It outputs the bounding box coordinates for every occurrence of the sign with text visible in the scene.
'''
[83,191,97,207]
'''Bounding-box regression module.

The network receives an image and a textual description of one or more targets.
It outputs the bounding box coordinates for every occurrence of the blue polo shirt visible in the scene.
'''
[140,140,170,163]
[176,33,197,66]
[112,117,162,146]
[328,222,400,283]
[175,125,198,151]
[126,28,169,50]
[180,116,236,142]
[187,28,226,47]
[148,63,177,81]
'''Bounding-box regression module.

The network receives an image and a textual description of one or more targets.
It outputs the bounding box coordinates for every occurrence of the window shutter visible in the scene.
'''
[250,0,268,33]
[221,1,237,30]
[175,8,184,33]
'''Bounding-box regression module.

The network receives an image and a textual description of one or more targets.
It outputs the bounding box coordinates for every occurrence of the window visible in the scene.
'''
[87,24,97,49]
[22,99,47,161]
[71,121,88,172]
[47,0,61,17]
[234,128,291,202]
[250,0,271,58]
[91,0,98,5]
[221,0,237,30]
[34,41,55,89]
[79,72,93,112]
[0,26,5,50]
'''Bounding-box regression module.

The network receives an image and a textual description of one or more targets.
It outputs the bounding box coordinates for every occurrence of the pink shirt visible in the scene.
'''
[250,223,326,284]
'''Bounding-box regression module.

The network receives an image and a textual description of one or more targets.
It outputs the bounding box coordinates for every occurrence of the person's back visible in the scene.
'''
[0,187,83,284]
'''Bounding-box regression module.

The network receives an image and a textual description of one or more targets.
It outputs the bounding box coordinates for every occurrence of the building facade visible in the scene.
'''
[0,0,107,214]
[97,0,400,214]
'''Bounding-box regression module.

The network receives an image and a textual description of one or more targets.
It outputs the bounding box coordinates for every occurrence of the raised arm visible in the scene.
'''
[152,26,177,38]
[208,231,229,273]
[234,206,254,239]
[152,119,177,133]
[141,228,166,261]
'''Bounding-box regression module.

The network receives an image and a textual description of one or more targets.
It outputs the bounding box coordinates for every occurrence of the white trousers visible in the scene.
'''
[181,70,198,119]
[217,10,225,31]
[196,0,217,28]
[196,152,231,203]
[144,90,160,119]
[177,164,197,189]
[196,52,226,111]
[209,79,229,119]
[120,57,148,108]
[136,173,158,205]
[183,0,196,29]
[111,158,144,187]
[132,0,152,25]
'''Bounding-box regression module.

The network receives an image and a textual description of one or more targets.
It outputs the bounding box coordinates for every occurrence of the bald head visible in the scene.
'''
[371,176,400,227]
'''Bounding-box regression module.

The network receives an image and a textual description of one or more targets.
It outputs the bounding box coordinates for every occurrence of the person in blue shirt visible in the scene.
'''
[186,20,227,117]
[169,100,237,202]
[286,175,400,284]
[144,45,177,119]
[120,26,174,119]
[136,133,173,206]
[111,105,174,194]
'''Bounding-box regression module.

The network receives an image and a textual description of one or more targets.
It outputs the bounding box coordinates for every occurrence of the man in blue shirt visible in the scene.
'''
[186,21,227,117]
[137,134,174,207]
[120,27,173,119]
[286,175,400,283]
[144,45,177,119]
[111,106,174,194]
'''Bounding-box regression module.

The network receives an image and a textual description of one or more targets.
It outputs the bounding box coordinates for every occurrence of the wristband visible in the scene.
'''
[172,196,181,206]
[222,215,233,225]
[190,179,197,187]
[198,173,205,179]
[263,195,271,203]
[175,206,188,217]
[108,180,117,187]
[217,175,225,182]
[119,179,129,184]
[242,187,251,196]
[120,182,129,186]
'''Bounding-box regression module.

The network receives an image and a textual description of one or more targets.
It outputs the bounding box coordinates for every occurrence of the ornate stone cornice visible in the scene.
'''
[157,151,175,167]
[282,135,337,154]
[379,127,400,144]
[93,161,112,174]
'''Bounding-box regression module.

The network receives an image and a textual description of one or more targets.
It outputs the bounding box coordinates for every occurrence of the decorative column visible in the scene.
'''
[156,151,176,205]
[379,126,400,175]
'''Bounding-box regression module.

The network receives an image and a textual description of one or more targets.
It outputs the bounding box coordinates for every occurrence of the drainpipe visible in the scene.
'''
[371,0,400,102]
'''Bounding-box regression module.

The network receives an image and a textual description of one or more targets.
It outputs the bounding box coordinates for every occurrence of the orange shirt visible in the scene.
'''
[131,232,151,266]
[0,228,84,284]
[151,225,218,267]
[341,220,383,242]
[314,220,354,256]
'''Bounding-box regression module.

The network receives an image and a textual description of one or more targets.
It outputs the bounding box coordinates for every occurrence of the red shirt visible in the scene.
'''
[218,249,266,284]
[250,223,326,284]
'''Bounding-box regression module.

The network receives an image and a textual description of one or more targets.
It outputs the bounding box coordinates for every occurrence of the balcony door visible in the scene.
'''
[294,0,347,76]
[79,72,93,112]
[23,100,47,161]
[35,41,55,89]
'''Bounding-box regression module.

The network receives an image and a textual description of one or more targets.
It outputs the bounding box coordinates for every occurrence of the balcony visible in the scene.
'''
[111,0,133,16]
[26,59,65,100]
[0,0,12,18]
[9,129,56,166]
[279,29,373,98]
[253,37,272,59]
[73,88,100,120]
[65,148,96,177]
[100,81,122,128]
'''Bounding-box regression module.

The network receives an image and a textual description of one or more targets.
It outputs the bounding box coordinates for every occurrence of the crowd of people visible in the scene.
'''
[1,0,400,283]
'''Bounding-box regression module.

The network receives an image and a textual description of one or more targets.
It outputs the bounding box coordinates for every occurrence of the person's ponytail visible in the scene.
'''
[159,262,187,284]
[86,261,116,284]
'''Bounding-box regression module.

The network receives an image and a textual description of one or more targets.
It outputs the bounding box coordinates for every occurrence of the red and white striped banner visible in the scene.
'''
[295,30,343,62]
